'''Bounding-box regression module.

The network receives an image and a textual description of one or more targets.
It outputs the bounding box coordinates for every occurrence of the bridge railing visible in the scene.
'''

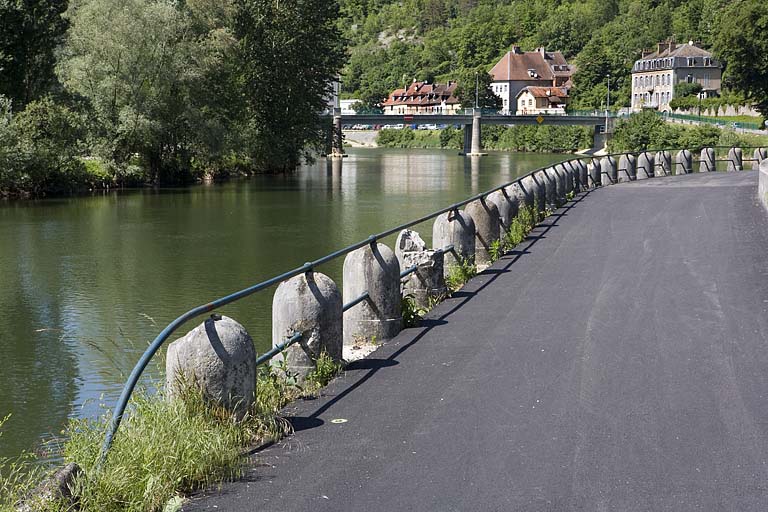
[98,144,767,467]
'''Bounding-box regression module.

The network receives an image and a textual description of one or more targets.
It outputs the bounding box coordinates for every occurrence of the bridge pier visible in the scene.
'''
[329,109,345,159]
[463,110,486,156]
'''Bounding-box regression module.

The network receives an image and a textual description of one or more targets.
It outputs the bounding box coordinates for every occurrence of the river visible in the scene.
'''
[0,148,568,460]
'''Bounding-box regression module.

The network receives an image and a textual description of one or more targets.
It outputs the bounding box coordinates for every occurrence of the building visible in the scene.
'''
[489,46,574,114]
[630,40,722,112]
[382,80,461,115]
[516,86,569,115]
[340,99,361,115]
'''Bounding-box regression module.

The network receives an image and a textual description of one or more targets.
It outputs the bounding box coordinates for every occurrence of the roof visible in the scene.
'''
[516,86,569,100]
[639,42,714,60]
[490,47,573,82]
[382,81,460,107]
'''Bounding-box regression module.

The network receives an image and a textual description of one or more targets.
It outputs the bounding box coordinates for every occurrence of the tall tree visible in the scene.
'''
[235,0,347,171]
[0,0,69,106]
[453,67,501,110]
[712,0,768,117]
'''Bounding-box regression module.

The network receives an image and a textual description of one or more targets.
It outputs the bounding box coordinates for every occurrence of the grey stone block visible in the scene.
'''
[465,198,501,268]
[752,148,767,171]
[727,147,743,172]
[433,209,476,270]
[618,154,636,182]
[395,229,446,309]
[343,242,401,347]
[676,149,692,175]
[487,188,519,238]
[588,158,601,187]
[700,147,715,172]
[272,271,342,379]
[636,152,654,180]
[601,156,617,185]
[166,315,256,416]
[655,151,671,176]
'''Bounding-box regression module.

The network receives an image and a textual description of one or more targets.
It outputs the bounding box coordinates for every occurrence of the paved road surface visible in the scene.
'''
[185,171,768,511]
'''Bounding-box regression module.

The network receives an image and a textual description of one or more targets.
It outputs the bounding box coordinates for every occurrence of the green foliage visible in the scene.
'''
[305,351,343,390]
[503,203,536,250]
[712,0,768,117]
[0,97,89,197]
[481,125,594,153]
[445,256,477,293]
[674,82,703,99]
[401,294,426,328]
[0,415,48,512]
[235,0,347,171]
[488,239,503,262]
[608,110,767,152]
[453,68,502,110]
[0,0,68,106]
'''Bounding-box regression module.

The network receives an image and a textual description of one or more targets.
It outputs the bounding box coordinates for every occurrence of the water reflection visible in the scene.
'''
[0,148,568,459]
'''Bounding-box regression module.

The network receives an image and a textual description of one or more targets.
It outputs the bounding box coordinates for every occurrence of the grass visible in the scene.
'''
[401,294,426,328]
[445,257,477,293]
[1,359,336,512]
[701,115,764,125]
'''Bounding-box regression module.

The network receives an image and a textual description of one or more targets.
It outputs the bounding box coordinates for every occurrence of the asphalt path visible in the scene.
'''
[185,171,768,511]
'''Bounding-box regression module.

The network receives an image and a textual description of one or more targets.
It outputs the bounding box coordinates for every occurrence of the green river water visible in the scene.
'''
[0,148,568,460]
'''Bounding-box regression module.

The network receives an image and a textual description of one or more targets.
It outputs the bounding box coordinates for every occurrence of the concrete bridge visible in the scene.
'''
[328,110,613,156]
[183,149,768,511]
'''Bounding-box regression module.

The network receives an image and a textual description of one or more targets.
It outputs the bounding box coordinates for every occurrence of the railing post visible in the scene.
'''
[272,271,342,379]
[395,230,446,310]
[542,168,558,209]
[601,155,617,185]
[636,152,654,180]
[676,149,692,174]
[487,188,519,239]
[166,315,256,418]
[529,173,547,214]
[727,147,743,172]
[618,154,636,182]
[433,208,476,272]
[655,150,671,176]
[589,158,601,187]
[343,242,402,348]
[465,198,500,269]
[699,147,715,172]
[752,148,767,171]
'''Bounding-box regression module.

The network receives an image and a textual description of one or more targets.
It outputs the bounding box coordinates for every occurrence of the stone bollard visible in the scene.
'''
[699,147,715,172]
[577,160,589,192]
[517,176,536,209]
[488,188,519,238]
[542,168,558,209]
[676,149,692,174]
[395,230,446,310]
[727,147,743,172]
[465,198,500,269]
[618,154,636,182]
[343,242,401,348]
[560,162,575,196]
[601,156,617,185]
[272,271,342,379]
[433,208,476,271]
[509,181,531,212]
[589,158,601,187]
[636,152,655,180]
[166,315,256,417]
[655,150,671,176]
[752,148,767,171]
[530,172,547,213]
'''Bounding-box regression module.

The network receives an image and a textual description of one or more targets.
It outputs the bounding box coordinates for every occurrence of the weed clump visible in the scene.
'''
[445,257,477,293]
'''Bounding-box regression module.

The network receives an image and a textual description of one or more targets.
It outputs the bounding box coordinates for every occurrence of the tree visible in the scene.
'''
[712,0,768,117]
[0,0,69,106]
[235,0,347,171]
[453,67,501,110]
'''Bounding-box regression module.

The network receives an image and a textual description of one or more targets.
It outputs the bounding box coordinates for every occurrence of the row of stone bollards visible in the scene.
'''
[594,147,767,186]
[164,147,768,415]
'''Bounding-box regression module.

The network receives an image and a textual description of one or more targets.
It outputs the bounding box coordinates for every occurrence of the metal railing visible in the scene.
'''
[97,144,766,467]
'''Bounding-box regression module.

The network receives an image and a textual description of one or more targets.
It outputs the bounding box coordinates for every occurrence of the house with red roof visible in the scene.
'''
[515,86,569,115]
[382,80,461,115]
[489,46,574,114]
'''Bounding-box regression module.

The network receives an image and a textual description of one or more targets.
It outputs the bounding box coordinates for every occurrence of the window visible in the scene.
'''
[528,99,533,106]
[686,74,693,83]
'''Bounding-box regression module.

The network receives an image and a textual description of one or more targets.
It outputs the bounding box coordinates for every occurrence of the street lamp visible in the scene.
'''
[605,73,611,134]
[475,71,479,112]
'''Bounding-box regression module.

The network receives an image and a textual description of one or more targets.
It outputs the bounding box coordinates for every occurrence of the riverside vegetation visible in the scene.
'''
[3,0,768,197]
[0,354,342,512]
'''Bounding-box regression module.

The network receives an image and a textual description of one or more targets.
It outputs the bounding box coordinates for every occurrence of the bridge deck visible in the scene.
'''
[186,171,768,511]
